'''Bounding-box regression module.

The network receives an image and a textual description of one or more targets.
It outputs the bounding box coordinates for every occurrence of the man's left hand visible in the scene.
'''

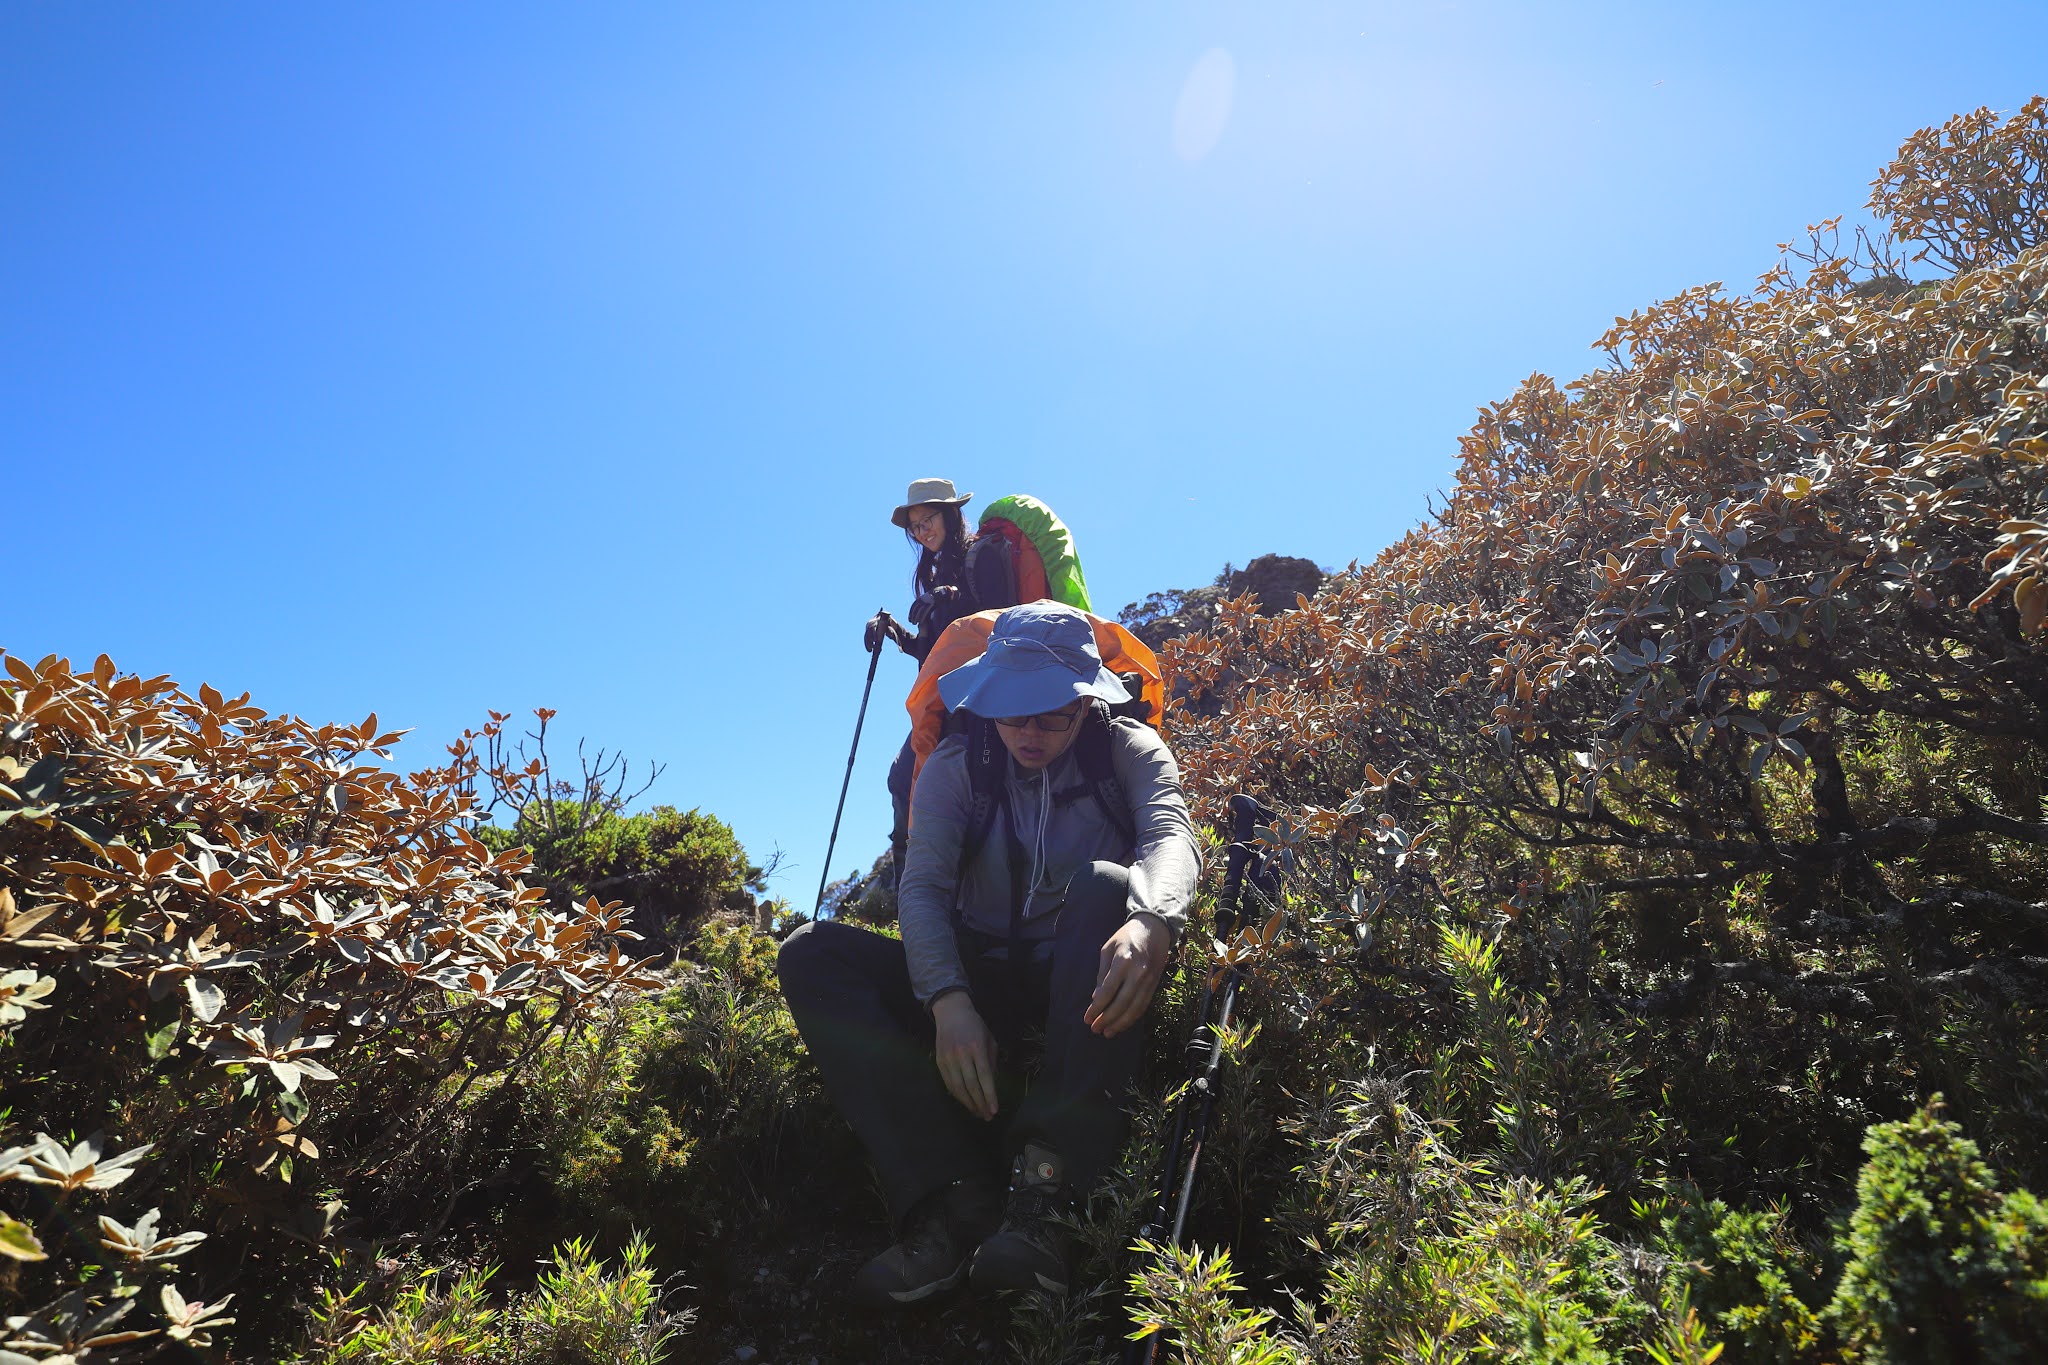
[1086,913,1169,1038]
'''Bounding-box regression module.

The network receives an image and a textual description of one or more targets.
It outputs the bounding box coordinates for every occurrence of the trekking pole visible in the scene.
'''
[1125,793,1277,1365]
[813,614,889,918]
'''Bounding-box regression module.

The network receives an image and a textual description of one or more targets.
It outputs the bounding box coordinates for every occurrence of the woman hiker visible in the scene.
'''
[864,477,1019,886]
[781,601,1201,1303]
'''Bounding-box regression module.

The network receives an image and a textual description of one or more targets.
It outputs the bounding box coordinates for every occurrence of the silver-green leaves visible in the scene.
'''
[0,969,53,1025]
[98,1208,207,1265]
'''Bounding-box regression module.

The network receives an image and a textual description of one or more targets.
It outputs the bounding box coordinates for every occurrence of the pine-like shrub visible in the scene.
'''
[1828,1101,2048,1363]
[480,801,761,944]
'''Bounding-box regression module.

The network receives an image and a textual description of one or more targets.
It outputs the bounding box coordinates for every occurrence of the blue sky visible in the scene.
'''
[6,2,2045,902]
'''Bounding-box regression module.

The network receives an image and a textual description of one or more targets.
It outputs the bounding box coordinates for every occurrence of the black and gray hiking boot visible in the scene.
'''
[852,1180,1001,1306]
[970,1141,1075,1295]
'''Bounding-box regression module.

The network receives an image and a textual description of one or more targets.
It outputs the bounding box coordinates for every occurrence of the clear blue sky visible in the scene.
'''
[6,3,2044,902]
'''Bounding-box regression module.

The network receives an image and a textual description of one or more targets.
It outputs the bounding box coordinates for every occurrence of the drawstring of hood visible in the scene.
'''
[1012,755,1062,907]
[1032,766,1053,897]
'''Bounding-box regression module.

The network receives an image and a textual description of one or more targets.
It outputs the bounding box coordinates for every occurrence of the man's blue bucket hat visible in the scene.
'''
[938,602,1129,718]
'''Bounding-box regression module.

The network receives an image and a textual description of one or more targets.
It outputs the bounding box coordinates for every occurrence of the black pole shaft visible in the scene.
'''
[1126,794,1272,1365]
[814,626,886,917]
[1169,971,1239,1244]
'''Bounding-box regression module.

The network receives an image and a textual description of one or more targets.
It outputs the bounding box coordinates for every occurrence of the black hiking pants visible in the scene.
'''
[778,861,1145,1231]
[885,734,915,888]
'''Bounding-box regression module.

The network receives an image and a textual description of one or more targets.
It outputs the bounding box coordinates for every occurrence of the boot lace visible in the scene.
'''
[998,1183,1074,1258]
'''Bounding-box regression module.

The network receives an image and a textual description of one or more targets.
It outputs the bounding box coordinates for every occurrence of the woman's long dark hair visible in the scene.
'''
[907,504,971,594]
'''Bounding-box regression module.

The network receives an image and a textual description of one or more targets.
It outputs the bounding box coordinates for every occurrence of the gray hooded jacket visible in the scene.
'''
[897,716,1202,1005]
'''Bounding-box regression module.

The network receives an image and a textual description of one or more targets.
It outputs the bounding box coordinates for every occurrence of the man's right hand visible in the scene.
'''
[931,990,999,1121]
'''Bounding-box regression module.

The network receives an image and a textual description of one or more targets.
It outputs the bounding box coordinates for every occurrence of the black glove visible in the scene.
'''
[908,585,961,629]
[863,611,897,652]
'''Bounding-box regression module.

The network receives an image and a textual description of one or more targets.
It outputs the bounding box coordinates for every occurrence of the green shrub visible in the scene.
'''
[454,707,764,948]
[296,1233,687,1365]
[1828,1100,2048,1363]
[1231,1074,1708,1363]
[301,1263,501,1364]
[1651,1189,1826,1363]
[536,911,828,1253]
[515,1234,687,1365]
[481,803,761,947]
[1126,1242,1304,1365]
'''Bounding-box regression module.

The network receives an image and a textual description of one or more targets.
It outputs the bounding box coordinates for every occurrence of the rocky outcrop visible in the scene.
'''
[1119,554,1327,653]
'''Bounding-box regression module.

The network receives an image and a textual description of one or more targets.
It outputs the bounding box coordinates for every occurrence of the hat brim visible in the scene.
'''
[937,655,1129,719]
[891,493,973,529]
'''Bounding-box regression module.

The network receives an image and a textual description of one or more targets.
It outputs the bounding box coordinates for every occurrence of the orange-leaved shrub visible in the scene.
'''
[1144,97,2048,1360]
[0,651,662,1358]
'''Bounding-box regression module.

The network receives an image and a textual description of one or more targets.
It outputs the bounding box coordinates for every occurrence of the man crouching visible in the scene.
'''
[778,602,1201,1303]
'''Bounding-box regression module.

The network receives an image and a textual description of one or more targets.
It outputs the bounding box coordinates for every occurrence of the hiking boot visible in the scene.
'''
[851,1180,1000,1306]
[970,1142,1075,1295]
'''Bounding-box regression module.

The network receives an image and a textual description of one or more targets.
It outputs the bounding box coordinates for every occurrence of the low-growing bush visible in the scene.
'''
[0,653,662,1355]
[446,708,767,949]
[537,910,831,1255]
[294,1233,688,1365]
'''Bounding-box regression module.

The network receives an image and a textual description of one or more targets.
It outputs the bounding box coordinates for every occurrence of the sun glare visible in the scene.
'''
[1173,46,1236,163]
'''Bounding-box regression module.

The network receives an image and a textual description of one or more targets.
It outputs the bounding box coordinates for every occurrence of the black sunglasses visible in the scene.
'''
[993,705,1083,733]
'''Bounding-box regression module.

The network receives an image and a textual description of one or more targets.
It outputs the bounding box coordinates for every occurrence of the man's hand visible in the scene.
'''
[1086,914,1169,1038]
[932,990,999,1120]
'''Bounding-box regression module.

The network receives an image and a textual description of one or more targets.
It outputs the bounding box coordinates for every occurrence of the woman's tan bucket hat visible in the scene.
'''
[891,477,974,528]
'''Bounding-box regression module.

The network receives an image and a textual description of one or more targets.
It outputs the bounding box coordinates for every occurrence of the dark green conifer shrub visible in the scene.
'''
[481,801,762,945]
[1827,1101,2048,1363]
[453,707,765,946]
[1651,1191,1826,1363]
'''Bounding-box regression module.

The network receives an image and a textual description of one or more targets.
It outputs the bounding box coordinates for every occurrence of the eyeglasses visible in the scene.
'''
[993,707,1081,733]
[907,511,944,535]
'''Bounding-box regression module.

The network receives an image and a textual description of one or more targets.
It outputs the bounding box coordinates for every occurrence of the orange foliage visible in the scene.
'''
[1164,109,2048,1024]
[0,650,662,1325]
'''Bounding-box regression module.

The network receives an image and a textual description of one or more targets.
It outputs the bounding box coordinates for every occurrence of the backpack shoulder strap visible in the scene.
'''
[952,716,1006,916]
[952,717,1032,973]
[1071,704,1137,846]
